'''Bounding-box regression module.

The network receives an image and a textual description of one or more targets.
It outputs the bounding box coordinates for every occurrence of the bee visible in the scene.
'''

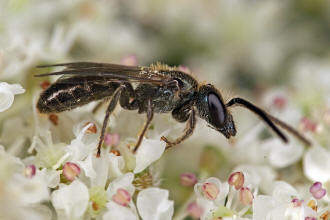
[35,62,311,157]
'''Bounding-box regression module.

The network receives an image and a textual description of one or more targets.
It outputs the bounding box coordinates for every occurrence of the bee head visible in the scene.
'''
[196,84,236,139]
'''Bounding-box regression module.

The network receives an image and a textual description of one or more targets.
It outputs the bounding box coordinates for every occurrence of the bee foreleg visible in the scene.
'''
[161,108,196,149]
[132,100,154,153]
[96,86,124,157]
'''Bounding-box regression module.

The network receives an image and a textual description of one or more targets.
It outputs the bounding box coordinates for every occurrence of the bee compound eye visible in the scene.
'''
[207,92,226,127]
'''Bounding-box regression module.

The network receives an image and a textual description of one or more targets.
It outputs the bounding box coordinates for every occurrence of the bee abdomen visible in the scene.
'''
[37,81,120,113]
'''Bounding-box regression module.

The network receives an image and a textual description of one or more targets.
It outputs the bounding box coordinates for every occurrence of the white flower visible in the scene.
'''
[303,145,330,183]
[233,164,276,194]
[103,201,138,220]
[133,136,166,173]
[0,82,24,112]
[264,138,304,168]
[253,181,316,220]
[107,172,136,198]
[0,146,51,220]
[51,180,89,220]
[137,187,174,220]
[103,173,138,219]
[30,131,67,170]
[194,177,230,220]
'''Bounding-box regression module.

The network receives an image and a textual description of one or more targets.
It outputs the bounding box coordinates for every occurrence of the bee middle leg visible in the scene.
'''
[96,86,125,157]
[161,104,196,149]
[132,99,154,153]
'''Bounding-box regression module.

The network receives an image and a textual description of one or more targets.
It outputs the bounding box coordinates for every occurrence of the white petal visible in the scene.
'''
[134,138,166,173]
[0,82,25,112]
[107,172,135,198]
[137,188,174,220]
[272,181,298,202]
[6,83,25,94]
[194,177,229,205]
[303,145,330,182]
[90,151,110,187]
[51,180,89,219]
[77,154,96,180]
[38,168,61,188]
[103,201,138,220]
[253,195,284,220]
[196,197,217,220]
[234,164,276,194]
[8,174,50,204]
[108,153,125,179]
[0,86,14,112]
[266,138,303,168]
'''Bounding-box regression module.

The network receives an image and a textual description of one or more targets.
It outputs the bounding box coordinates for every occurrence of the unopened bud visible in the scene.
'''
[305,217,317,220]
[272,96,287,110]
[310,182,326,200]
[202,182,219,200]
[24,164,36,178]
[180,172,197,187]
[239,187,253,205]
[186,202,203,219]
[291,198,304,207]
[228,172,244,190]
[120,54,137,66]
[112,188,131,206]
[104,133,120,146]
[63,162,81,181]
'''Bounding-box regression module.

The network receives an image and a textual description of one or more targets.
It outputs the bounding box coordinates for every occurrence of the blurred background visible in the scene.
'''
[1,0,330,214]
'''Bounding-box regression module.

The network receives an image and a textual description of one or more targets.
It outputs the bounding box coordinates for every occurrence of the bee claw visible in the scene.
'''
[161,136,173,149]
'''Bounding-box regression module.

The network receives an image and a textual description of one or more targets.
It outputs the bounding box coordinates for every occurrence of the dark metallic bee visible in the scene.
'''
[35,62,311,157]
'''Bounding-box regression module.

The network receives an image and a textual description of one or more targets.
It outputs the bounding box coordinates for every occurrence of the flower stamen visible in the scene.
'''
[202,182,219,200]
[228,172,244,190]
[112,188,131,207]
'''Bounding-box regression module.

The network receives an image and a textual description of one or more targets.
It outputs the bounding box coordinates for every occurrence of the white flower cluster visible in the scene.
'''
[1,0,330,220]
[1,97,174,219]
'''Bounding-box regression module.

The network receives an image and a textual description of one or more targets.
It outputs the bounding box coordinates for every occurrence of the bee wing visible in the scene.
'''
[35,62,169,84]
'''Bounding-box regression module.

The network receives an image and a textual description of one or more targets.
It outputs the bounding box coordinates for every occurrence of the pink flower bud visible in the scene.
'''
[180,172,197,187]
[112,188,131,206]
[120,54,137,66]
[186,202,203,219]
[178,65,190,73]
[24,164,36,178]
[291,198,304,207]
[63,162,81,181]
[300,117,318,133]
[104,133,120,147]
[202,182,219,200]
[239,187,254,205]
[272,96,287,110]
[228,172,244,190]
[310,182,327,200]
[305,217,317,220]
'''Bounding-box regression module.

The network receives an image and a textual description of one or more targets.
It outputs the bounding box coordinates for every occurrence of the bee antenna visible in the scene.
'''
[226,97,311,146]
